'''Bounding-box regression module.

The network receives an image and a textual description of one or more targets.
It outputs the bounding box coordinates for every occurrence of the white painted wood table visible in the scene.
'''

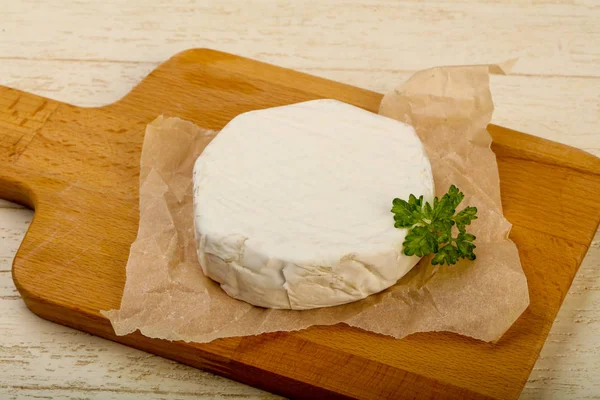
[1,1,599,399]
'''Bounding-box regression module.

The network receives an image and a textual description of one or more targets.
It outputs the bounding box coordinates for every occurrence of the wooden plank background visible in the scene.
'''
[1,1,598,398]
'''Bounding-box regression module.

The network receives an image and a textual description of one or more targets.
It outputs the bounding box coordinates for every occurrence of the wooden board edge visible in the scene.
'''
[0,164,37,209]
[14,289,235,382]
[98,49,600,177]
[101,48,383,116]
[16,288,496,400]
[489,124,600,176]
[233,331,496,400]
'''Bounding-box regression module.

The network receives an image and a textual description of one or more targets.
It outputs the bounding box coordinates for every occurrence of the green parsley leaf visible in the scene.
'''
[431,244,459,265]
[403,225,437,257]
[456,232,477,260]
[454,206,478,233]
[391,185,478,265]
[391,198,417,228]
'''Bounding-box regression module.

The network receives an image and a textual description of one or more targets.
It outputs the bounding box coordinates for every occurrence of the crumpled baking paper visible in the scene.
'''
[103,62,530,343]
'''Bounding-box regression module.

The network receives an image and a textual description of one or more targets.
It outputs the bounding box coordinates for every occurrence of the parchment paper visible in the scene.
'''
[103,62,529,343]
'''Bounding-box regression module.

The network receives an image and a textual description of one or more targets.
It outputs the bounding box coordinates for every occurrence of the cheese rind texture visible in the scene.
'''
[193,99,435,309]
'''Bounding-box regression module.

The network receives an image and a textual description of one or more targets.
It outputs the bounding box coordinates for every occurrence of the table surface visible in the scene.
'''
[1,1,599,399]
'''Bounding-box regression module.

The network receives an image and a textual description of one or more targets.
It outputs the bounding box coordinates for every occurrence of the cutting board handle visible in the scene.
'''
[0,85,54,208]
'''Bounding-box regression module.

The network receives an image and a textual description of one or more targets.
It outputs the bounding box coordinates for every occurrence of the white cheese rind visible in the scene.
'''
[193,99,434,309]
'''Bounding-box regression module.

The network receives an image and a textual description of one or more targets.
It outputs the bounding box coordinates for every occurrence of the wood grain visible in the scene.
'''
[0,48,599,399]
[1,1,599,398]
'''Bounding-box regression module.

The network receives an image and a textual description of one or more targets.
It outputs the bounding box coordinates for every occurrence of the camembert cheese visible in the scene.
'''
[193,99,434,309]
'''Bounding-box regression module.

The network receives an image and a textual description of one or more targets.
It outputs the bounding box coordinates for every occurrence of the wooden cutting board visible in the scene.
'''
[1,49,599,400]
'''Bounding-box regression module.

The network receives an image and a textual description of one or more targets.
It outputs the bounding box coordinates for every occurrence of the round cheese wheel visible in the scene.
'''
[193,99,434,309]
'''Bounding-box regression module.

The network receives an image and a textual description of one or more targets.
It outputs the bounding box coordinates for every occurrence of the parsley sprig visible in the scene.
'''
[391,185,478,265]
